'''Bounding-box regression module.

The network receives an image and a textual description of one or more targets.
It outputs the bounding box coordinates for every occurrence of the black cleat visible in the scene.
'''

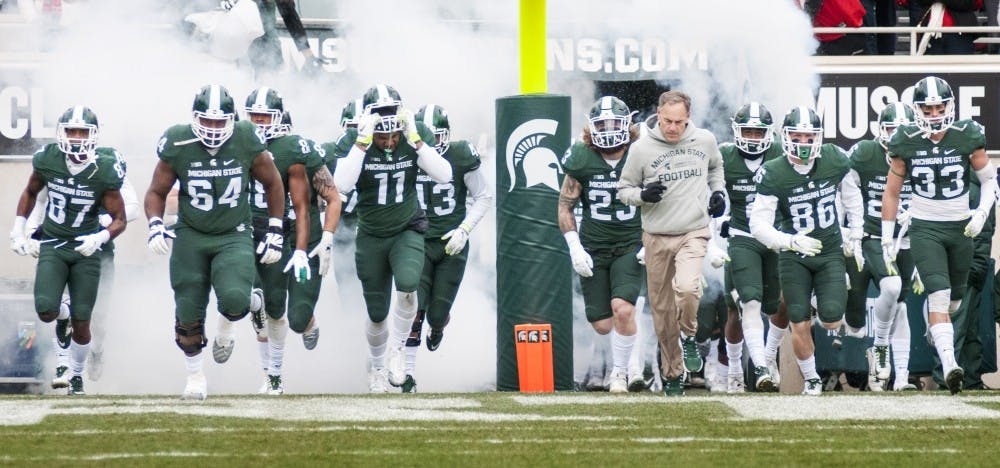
[426,328,444,352]
[946,367,964,395]
[401,375,417,393]
[55,319,72,350]
[68,375,85,396]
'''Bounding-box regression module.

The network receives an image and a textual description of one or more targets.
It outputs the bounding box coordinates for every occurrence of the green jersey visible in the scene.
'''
[417,140,481,238]
[250,134,326,240]
[720,142,782,233]
[338,123,436,236]
[560,141,641,249]
[756,144,851,256]
[33,145,125,241]
[848,140,913,235]
[887,119,984,220]
[157,120,266,234]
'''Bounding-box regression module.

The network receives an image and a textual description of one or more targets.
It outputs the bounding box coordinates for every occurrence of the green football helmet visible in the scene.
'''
[415,104,451,155]
[731,102,774,156]
[911,76,954,134]
[340,98,363,131]
[362,84,403,133]
[278,111,293,136]
[587,96,631,149]
[244,86,285,140]
[192,84,236,148]
[781,106,823,163]
[877,101,916,147]
[56,105,99,164]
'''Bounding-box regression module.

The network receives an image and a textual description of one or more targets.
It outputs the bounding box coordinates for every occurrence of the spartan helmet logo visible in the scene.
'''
[506,119,562,193]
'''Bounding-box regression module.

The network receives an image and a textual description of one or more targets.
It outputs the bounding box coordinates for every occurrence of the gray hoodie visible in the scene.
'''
[618,120,724,235]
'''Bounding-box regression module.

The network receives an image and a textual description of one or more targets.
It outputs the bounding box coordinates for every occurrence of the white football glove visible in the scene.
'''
[74,230,110,257]
[397,108,423,146]
[9,216,28,256]
[442,222,472,256]
[912,268,925,295]
[356,112,378,147]
[283,249,311,283]
[964,209,988,238]
[307,230,334,276]
[147,217,175,255]
[564,231,593,277]
[896,209,912,227]
[707,242,730,269]
[636,246,646,265]
[842,228,864,272]
[788,233,823,257]
[881,238,898,276]
[25,237,40,258]
[256,218,285,264]
[98,213,113,228]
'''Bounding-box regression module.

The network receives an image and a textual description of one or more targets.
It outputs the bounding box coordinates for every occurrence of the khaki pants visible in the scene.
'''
[643,228,709,380]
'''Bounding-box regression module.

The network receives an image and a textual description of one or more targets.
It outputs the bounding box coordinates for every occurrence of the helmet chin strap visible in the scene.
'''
[66,152,95,174]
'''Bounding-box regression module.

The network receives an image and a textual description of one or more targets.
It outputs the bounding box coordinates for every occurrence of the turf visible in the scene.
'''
[2,392,999,466]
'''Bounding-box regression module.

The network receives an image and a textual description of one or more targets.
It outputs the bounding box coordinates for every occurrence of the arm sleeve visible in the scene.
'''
[25,187,48,234]
[416,144,453,184]
[617,150,646,206]
[975,161,997,212]
[841,169,865,234]
[749,193,791,251]
[461,167,493,231]
[275,0,310,51]
[120,177,141,222]
[333,145,365,194]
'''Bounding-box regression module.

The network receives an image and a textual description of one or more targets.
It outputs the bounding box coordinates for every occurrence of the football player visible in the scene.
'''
[397,104,493,393]
[243,88,341,395]
[323,99,362,293]
[881,76,997,395]
[749,106,864,396]
[844,102,917,391]
[332,84,452,393]
[718,102,788,393]
[144,84,286,400]
[558,96,642,394]
[10,105,128,396]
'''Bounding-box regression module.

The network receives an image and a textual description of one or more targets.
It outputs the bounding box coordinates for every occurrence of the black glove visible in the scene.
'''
[720,220,730,238]
[640,182,666,203]
[708,191,726,218]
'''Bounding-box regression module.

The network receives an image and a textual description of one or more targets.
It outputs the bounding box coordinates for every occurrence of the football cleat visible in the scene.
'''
[401,374,417,394]
[765,357,781,389]
[86,347,104,382]
[802,378,823,396]
[681,336,703,373]
[894,382,918,391]
[608,368,628,394]
[302,326,320,350]
[387,344,406,386]
[627,365,649,393]
[68,375,85,396]
[368,367,389,394]
[727,373,746,394]
[868,373,885,392]
[753,366,775,392]
[426,328,444,352]
[257,376,269,394]
[945,367,964,395]
[55,318,72,350]
[663,377,684,397]
[181,371,208,400]
[250,309,266,339]
[867,345,891,381]
[212,334,235,364]
[51,366,70,389]
[709,365,728,393]
[266,374,283,395]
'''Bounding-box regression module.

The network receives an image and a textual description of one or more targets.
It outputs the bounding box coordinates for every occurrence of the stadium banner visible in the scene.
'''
[0,69,53,157]
[495,94,573,391]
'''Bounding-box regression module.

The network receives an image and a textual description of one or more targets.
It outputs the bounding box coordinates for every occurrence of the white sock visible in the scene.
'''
[257,340,269,373]
[184,353,203,375]
[765,321,786,362]
[366,319,388,368]
[405,345,418,375]
[267,318,287,377]
[740,300,767,366]
[390,292,418,347]
[57,302,70,320]
[796,355,820,381]
[52,337,70,367]
[873,277,900,346]
[70,339,90,377]
[929,322,957,371]
[890,303,911,388]
[217,318,234,342]
[611,329,635,373]
[726,340,743,376]
[249,290,263,312]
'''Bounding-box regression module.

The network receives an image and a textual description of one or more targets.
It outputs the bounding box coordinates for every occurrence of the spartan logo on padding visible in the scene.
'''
[505,119,562,192]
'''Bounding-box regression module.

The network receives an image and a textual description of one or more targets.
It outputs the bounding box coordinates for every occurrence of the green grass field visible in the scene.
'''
[2,392,1000,466]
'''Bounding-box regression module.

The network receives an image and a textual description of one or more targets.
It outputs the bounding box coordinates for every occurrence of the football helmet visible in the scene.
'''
[192,84,236,148]
[587,96,631,149]
[731,102,774,156]
[415,104,451,155]
[911,76,955,134]
[340,98,363,131]
[877,101,916,148]
[278,111,293,136]
[244,86,285,140]
[56,105,99,164]
[781,106,823,163]
[361,84,403,133]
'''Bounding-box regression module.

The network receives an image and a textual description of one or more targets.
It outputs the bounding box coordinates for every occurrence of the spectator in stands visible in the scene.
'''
[906,0,983,54]
[863,0,901,54]
[803,0,870,55]
[222,0,323,77]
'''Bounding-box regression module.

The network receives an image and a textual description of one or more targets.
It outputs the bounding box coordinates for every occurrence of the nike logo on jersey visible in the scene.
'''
[224,159,235,165]
[943,148,957,155]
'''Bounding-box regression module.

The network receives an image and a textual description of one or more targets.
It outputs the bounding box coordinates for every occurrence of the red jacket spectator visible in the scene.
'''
[812,0,868,41]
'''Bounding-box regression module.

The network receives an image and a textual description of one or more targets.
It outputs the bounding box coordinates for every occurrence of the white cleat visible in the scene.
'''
[627,365,647,392]
[608,369,628,394]
[87,348,104,382]
[386,344,406,387]
[302,327,320,350]
[727,373,746,394]
[866,345,891,381]
[212,334,235,364]
[51,366,70,389]
[765,357,781,388]
[181,371,207,401]
[257,376,269,394]
[266,375,283,395]
[802,378,822,396]
[368,367,389,394]
[709,364,728,393]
